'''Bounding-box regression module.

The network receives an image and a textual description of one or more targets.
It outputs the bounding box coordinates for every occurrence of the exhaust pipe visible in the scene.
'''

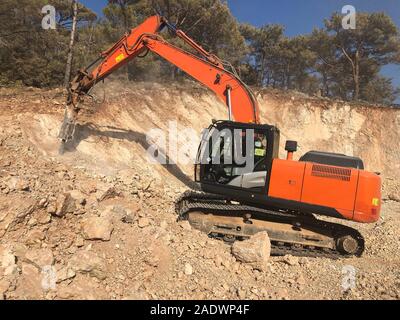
[285,140,297,161]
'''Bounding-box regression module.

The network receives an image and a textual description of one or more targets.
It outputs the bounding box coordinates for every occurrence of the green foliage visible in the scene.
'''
[240,23,318,93]
[240,11,400,104]
[240,23,285,85]
[361,76,399,105]
[0,1,399,105]
[311,12,400,102]
[131,0,246,62]
[100,0,247,80]
[0,0,96,87]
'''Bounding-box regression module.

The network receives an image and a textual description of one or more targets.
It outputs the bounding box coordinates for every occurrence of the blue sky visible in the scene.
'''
[80,0,400,102]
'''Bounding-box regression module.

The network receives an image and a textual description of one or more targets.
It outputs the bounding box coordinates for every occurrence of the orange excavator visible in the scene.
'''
[59,15,381,257]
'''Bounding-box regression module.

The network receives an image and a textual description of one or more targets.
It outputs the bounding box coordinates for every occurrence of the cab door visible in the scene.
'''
[197,123,275,194]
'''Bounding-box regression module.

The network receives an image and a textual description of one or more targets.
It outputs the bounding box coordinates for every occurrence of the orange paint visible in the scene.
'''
[268,159,305,201]
[80,15,259,125]
[353,171,381,222]
[301,163,358,213]
[268,159,381,223]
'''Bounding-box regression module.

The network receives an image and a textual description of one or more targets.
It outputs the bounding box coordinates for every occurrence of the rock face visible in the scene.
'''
[82,217,114,241]
[231,232,271,271]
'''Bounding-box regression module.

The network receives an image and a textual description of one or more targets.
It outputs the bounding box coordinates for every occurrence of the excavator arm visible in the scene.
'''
[59,15,260,142]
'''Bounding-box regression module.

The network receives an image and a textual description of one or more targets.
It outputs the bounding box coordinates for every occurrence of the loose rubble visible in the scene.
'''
[0,85,399,300]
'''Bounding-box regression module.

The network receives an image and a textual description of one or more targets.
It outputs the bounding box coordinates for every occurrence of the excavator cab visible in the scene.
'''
[195,121,280,196]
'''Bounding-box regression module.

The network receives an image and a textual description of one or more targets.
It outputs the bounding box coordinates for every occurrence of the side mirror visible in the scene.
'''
[285,140,298,152]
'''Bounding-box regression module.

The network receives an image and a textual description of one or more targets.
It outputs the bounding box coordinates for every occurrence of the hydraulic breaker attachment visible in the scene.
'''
[58,104,78,143]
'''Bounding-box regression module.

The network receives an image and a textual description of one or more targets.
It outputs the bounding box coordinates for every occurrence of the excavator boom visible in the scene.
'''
[59,15,259,142]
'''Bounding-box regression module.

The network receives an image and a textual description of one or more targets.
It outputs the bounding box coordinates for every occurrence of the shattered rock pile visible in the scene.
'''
[0,86,399,300]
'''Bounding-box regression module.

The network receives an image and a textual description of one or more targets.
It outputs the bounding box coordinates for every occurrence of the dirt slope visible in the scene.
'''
[0,82,399,300]
[20,81,400,182]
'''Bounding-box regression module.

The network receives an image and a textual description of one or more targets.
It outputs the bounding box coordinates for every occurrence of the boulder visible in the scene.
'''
[0,245,17,276]
[138,217,151,228]
[117,169,136,186]
[0,197,36,234]
[184,263,193,275]
[6,177,22,191]
[97,187,121,202]
[54,193,76,217]
[56,276,108,299]
[0,279,10,299]
[68,250,107,280]
[37,211,51,224]
[70,190,86,206]
[281,255,299,266]
[179,220,192,231]
[231,232,271,271]
[388,193,400,202]
[275,288,290,300]
[101,204,136,224]
[56,266,76,283]
[15,179,30,191]
[82,216,114,241]
[14,263,44,299]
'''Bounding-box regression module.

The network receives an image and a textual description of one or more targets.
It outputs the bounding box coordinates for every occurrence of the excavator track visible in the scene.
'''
[175,190,365,259]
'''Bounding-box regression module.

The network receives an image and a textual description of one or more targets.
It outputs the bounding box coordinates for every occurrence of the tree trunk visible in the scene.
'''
[171,66,177,80]
[121,4,128,32]
[286,64,291,89]
[258,53,266,87]
[120,3,130,79]
[340,46,360,101]
[324,75,330,96]
[64,0,78,89]
[353,50,360,100]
